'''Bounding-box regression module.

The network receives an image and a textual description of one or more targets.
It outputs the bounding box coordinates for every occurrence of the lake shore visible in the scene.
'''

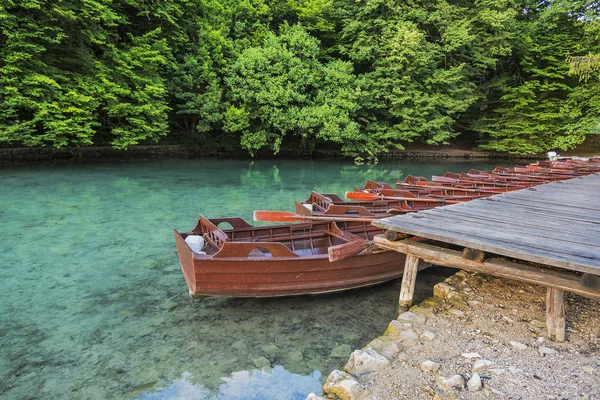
[0,144,539,165]
[311,270,600,400]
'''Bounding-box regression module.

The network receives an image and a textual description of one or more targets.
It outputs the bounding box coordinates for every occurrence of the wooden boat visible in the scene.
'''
[174,216,419,297]
[359,180,493,199]
[294,191,412,218]
[295,190,448,217]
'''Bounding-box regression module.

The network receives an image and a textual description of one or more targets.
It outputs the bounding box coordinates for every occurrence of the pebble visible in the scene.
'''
[490,386,508,395]
[467,373,482,391]
[447,309,465,317]
[420,331,436,342]
[538,345,557,356]
[420,360,440,373]
[537,337,545,343]
[509,341,527,350]
[582,365,595,374]
[530,319,546,328]
[398,311,426,325]
[488,368,506,375]
[435,374,465,391]
[461,352,482,359]
[509,366,523,374]
[472,359,495,372]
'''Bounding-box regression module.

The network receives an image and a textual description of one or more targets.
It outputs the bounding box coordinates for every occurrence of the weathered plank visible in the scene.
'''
[376,215,599,260]
[373,237,600,301]
[373,219,600,275]
[410,211,600,246]
[428,207,600,234]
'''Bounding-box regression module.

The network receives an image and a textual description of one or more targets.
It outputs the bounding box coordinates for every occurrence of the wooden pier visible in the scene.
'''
[373,173,600,342]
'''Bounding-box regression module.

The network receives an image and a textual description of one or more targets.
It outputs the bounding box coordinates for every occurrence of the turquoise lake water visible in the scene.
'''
[0,158,508,399]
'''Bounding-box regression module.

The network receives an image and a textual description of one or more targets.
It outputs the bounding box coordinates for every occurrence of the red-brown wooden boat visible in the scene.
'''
[174,216,419,297]
[294,191,413,219]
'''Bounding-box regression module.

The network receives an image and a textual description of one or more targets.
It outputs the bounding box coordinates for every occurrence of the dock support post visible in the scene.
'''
[399,255,420,310]
[546,287,565,342]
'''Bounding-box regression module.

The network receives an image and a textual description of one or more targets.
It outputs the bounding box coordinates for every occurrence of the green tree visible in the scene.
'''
[224,24,365,157]
[339,0,517,149]
[472,0,600,153]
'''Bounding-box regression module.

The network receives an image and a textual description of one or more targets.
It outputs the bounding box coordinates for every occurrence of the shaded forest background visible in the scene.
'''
[1,0,599,160]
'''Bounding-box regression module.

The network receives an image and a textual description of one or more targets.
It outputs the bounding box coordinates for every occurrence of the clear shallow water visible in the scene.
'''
[0,158,506,400]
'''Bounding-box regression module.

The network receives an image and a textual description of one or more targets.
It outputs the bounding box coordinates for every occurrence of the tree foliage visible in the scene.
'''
[472,0,600,154]
[0,0,599,157]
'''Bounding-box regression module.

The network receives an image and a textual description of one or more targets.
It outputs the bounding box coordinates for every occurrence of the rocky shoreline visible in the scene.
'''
[308,270,600,399]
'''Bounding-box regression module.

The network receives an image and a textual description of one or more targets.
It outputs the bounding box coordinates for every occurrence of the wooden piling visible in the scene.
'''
[399,255,420,309]
[546,288,566,342]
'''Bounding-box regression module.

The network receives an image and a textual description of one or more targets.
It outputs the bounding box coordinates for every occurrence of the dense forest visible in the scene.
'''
[1,1,599,160]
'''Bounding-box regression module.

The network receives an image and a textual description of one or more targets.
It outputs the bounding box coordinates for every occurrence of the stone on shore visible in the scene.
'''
[397,311,426,325]
[344,349,391,377]
[467,373,482,391]
[305,394,325,400]
[472,359,495,372]
[330,344,352,358]
[398,330,419,346]
[435,374,465,391]
[509,341,527,350]
[461,352,482,359]
[366,336,404,360]
[420,360,440,373]
[447,309,465,317]
[538,346,557,356]
[323,370,368,400]
[383,320,405,339]
[433,283,456,299]
[420,331,436,342]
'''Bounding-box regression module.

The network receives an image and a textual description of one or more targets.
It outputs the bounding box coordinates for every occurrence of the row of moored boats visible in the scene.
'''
[174,158,600,298]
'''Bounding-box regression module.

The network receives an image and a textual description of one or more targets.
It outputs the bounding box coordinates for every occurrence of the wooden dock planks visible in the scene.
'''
[373,173,600,276]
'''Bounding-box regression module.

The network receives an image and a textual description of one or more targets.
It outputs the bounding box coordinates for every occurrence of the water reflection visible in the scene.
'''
[138,367,321,400]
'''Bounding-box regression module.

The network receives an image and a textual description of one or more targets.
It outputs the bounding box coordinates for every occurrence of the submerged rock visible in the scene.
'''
[261,344,280,356]
[330,344,352,358]
[305,393,325,400]
[252,356,271,369]
[323,370,368,400]
[344,349,391,376]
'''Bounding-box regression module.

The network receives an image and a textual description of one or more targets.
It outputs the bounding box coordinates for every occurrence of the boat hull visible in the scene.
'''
[174,230,413,297]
